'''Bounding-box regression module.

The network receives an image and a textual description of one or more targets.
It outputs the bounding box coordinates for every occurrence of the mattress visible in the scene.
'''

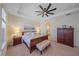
[22,33,35,47]
[22,32,47,47]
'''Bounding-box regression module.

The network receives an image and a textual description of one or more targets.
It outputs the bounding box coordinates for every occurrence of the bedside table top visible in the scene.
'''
[13,36,22,38]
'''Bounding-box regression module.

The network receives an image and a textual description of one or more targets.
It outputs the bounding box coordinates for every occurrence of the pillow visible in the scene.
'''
[22,34,31,40]
[24,32,31,36]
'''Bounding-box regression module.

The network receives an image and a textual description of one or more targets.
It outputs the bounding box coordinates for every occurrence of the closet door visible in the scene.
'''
[64,29,74,47]
[57,28,64,44]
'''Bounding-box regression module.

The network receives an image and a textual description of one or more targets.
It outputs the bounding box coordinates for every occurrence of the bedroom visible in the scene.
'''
[0,3,79,56]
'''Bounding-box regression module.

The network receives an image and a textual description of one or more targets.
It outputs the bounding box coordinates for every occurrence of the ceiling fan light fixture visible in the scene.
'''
[36,3,57,17]
[44,12,47,15]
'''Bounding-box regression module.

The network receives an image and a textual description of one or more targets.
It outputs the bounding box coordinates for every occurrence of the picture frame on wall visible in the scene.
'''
[62,25,66,28]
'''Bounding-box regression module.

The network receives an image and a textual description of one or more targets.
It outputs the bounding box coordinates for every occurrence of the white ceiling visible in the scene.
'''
[2,3,79,22]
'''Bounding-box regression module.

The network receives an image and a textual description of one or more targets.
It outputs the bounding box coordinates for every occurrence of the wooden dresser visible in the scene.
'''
[57,27,74,47]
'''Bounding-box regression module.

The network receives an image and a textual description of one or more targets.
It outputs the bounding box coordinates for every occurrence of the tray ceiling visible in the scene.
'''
[2,3,79,22]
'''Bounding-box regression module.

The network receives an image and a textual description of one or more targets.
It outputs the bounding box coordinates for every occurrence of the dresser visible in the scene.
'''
[57,28,74,47]
[13,37,22,46]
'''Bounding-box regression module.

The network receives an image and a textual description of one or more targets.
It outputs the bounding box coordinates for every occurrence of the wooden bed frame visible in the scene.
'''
[23,34,48,53]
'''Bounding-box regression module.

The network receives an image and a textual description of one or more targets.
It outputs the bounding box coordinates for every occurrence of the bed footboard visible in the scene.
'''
[30,35,48,53]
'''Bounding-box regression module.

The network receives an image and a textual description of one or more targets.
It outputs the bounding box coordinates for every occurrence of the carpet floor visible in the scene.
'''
[6,41,79,56]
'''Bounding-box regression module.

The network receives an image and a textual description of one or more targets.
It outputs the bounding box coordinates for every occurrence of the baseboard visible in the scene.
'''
[74,45,79,48]
[51,37,57,42]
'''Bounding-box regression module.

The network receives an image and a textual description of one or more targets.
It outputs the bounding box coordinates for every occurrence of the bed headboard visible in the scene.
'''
[22,26,36,35]
[22,31,36,35]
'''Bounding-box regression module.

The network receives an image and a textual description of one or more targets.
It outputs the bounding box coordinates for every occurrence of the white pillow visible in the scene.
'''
[24,33,31,36]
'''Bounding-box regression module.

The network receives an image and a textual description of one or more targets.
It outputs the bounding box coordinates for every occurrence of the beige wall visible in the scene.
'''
[50,13,79,47]
[40,21,47,35]
[7,9,79,47]
[7,14,39,46]
[39,11,79,47]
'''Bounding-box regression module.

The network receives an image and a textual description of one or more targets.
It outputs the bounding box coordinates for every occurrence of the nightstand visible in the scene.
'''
[13,36,22,46]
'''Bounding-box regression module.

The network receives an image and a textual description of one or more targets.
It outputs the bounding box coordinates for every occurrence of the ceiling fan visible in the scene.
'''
[35,3,57,17]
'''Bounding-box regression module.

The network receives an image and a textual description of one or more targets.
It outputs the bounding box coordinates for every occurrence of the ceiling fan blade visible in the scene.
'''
[39,5,44,11]
[35,11,42,13]
[37,14,41,16]
[47,13,54,14]
[46,14,48,17]
[47,8,57,12]
[46,3,51,11]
